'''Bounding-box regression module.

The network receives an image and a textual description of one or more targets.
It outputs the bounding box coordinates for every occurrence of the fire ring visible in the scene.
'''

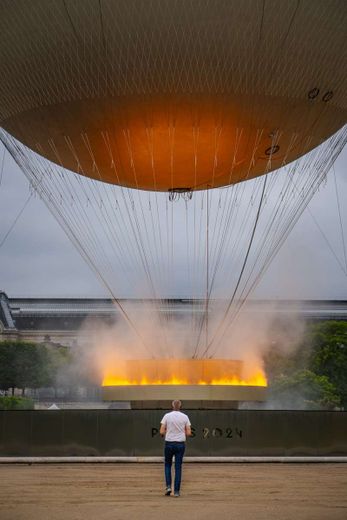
[102,359,267,406]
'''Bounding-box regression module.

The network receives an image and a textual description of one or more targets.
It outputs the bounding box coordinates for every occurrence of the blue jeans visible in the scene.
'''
[164,441,186,493]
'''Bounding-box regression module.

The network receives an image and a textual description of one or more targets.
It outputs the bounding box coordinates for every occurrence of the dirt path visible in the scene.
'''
[0,463,346,520]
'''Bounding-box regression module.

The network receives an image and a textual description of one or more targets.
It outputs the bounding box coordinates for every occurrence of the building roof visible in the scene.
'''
[1,292,347,333]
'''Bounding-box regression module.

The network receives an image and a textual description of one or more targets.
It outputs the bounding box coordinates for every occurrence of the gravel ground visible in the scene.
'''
[0,463,346,520]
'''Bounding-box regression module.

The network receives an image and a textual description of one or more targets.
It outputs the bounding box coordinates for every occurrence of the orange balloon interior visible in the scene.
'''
[3,94,344,191]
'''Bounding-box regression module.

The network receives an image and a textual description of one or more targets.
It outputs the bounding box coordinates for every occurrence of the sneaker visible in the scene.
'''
[173,492,180,497]
[165,487,171,496]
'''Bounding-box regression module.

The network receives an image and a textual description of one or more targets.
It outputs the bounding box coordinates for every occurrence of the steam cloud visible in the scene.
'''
[59,300,308,408]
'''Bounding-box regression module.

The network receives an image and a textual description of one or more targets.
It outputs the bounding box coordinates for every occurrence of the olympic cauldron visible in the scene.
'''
[102,359,267,409]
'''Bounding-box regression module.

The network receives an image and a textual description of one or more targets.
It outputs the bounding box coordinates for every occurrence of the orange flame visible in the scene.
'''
[102,359,267,387]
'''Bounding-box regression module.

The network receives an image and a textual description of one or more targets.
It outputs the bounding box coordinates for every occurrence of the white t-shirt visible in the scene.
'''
[161,411,191,442]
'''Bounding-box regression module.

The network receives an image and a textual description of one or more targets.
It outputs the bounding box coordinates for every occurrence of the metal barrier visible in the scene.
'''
[0,410,346,457]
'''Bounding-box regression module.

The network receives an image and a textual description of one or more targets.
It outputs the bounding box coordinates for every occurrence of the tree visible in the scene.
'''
[46,346,72,397]
[264,340,311,382]
[270,369,340,409]
[264,321,347,409]
[15,343,52,394]
[0,341,18,394]
[308,322,347,408]
[0,340,54,394]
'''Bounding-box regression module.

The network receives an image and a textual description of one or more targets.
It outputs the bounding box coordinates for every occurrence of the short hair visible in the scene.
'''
[172,400,182,410]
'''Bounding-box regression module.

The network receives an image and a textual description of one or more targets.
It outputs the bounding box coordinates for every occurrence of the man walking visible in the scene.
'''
[160,400,192,497]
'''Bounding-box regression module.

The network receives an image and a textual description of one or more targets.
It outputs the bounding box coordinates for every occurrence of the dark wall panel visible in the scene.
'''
[98,410,135,456]
[1,412,32,456]
[31,411,63,456]
[0,410,346,457]
[62,411,99,456]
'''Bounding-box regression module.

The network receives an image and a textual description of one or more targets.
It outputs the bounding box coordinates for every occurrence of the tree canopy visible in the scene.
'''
[265,321,347,410]
[269,369,340,409]
[0,340,69,395]
[309,322,347,408]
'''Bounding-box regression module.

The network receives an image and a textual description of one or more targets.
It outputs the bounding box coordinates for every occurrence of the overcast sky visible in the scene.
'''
[0,142,346,300]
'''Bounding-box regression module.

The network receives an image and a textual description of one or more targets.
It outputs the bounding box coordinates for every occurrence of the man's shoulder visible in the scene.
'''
[164,411,175,418]
[163,410,190,420]
[175,411,190,421]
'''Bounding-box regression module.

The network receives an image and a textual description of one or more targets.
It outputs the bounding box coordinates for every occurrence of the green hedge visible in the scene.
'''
[0,396,35,410]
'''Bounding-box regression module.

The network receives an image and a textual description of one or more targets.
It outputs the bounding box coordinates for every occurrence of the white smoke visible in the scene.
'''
[63,299,307,391]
